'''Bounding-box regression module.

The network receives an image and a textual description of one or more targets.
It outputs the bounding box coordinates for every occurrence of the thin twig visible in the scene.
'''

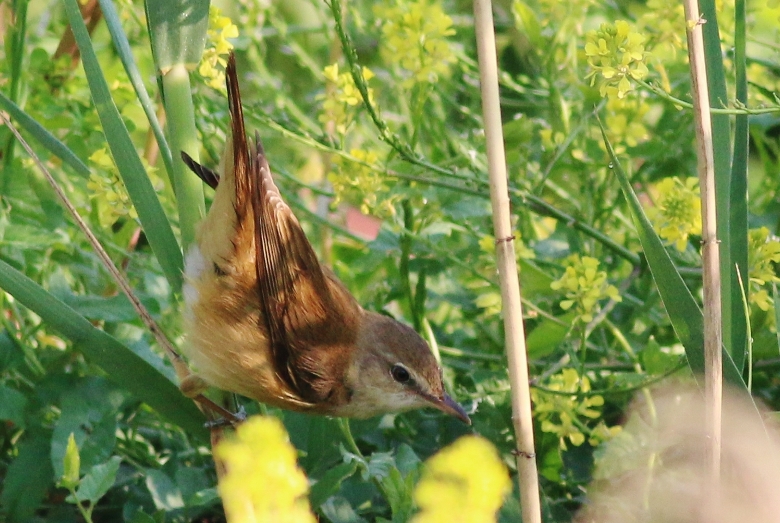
[0,112,192,385]
[472,2,542,522]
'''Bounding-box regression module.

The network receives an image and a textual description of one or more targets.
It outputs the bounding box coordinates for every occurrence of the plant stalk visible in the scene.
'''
[473,1,541,521]
[683,0,722,486]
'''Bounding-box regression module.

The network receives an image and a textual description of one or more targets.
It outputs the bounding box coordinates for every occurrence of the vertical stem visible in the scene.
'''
[162,64,206,251]
[683,0,722,485]
[473,2,541,522]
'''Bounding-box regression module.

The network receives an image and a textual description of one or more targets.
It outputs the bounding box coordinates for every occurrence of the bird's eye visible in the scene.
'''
[391,364,411,384]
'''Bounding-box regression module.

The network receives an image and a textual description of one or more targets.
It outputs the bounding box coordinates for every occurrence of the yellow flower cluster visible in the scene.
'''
[374,0,456,88]
[328,148,396,217]
[532,369,620,449]
[215,416,316,523]
[585,20,649,99]
[603,97,650,150]
[550,255,621,324]
[474,234,535,317]
[319,63,376,135]
[87,148,139,227]
[412,436,510,523]
[748,227,780,311]
[646,177,701,252]
[638,0,686,57]
[199,6,239,90]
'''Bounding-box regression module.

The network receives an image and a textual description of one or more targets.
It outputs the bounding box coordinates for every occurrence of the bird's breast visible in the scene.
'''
[182,244,312,411]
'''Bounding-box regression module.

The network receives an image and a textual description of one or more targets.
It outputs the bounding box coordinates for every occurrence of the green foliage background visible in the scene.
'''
[1,0,779,521]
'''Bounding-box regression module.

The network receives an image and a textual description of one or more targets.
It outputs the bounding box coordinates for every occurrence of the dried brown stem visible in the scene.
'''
[472,1,542,521]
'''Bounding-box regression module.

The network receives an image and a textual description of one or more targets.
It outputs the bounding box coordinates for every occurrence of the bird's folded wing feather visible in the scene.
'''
[223,56,358,403]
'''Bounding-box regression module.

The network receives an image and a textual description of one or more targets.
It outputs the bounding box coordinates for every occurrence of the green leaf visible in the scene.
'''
[0,432,53,522]
[320,496,368,523]
[527,317,571,359]
[0,258,207,436]
[0,385,27,427]
[73,456,122,504]
[145,469,185,510]
[699,0,746,371]
[599,122,746,390]
[51,378,121,479]
[63,0,184,292]
[0,91,90,177]
[379,467,415,523]
[309,461,359,509]
[640,338,682,375]
[99,0,175,186]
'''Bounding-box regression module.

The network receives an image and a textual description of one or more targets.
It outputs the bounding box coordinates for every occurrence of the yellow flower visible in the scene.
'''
[215,416,316,523]
[550,255,621,324]
[318,64,376,135]
[646,177,702,252]
[374,0,456,88]
[328,148,397,217]
[199,6,239,90]
[603,97,650,151]
[748,227,780,311]
[532,369,620,449]
[412,436,510,523]
[585,20,649,99]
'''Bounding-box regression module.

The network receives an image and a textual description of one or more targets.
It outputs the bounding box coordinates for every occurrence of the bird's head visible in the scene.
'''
[340,311,471,424]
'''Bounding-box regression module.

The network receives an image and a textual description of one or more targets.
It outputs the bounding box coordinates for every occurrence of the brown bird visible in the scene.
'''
[180,54,470,424]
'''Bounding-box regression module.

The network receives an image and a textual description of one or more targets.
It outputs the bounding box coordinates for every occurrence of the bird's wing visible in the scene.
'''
[223,54,359,404]
[181,152,220,189]
[251,143,359,404]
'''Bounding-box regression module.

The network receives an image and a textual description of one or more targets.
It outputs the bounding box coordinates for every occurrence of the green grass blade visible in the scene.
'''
[0,258,206,436]
[63,0,183,292]
[599,122,746,390]
[98,0,175,188]
[698,0,746,371]
[729,0,750,373]
[0,91,90,177]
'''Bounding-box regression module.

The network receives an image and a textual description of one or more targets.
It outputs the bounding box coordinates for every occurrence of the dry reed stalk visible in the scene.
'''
[682,0,722,486]
[472,1,542,521]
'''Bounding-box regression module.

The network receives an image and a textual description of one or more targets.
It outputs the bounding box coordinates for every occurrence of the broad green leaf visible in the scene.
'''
[63,0,184,292]
[309,461,359,509]
[0,258,206,435]
[73,456,122,504]
[145,469,185,510]
[51,378,122,479]
[0,433,54,522]
[527,317,570,359]
[0,385,27,427]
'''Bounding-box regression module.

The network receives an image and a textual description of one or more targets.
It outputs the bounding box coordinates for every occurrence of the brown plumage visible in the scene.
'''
[180,53,469,424]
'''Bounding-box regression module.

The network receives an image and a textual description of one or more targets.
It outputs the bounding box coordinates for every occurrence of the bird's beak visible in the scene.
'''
[431,393,472,425]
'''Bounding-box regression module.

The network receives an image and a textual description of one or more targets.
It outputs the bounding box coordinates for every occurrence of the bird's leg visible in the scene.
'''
[194,394,247,427]
[180,374,246,426]
[204,403,247,428]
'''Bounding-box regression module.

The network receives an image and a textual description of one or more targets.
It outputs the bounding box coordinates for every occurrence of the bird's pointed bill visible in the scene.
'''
[431,393,471,425]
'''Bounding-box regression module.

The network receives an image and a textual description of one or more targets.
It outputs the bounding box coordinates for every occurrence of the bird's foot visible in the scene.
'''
[204,404,247,428]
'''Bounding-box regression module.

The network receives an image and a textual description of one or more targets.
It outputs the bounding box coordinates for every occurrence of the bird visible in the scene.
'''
[179,53,470,425]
